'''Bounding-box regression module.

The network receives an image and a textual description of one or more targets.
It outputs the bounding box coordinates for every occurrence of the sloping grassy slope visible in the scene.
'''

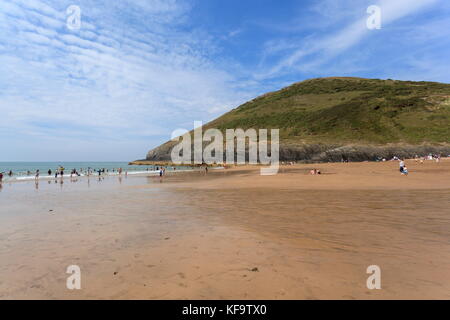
[144,77,450,162]
[206,77,450,144]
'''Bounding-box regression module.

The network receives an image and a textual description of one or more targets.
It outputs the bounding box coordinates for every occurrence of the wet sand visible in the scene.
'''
[0,159,449,299]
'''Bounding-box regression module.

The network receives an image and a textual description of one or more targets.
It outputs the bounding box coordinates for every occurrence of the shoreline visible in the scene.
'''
[2,157,449,188]
[0,168,208,184]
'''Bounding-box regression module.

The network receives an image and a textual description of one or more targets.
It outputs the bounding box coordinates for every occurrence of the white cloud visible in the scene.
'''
[0,0,255,160]
[258,0,440,79]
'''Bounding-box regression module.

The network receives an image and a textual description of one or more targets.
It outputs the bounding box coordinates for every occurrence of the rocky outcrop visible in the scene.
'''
[145,141,450,163]
[296,144,450,162]
[146,141,176,161]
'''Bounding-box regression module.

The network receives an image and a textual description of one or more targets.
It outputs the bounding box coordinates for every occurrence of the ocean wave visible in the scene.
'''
[1,169,194,183]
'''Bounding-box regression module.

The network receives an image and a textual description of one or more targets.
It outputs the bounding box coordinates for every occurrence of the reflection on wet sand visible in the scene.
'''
[0,160,449,299]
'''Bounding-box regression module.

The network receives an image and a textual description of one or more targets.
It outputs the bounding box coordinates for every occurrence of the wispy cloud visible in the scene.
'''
[257,0,441,79]
[0,0,255,160]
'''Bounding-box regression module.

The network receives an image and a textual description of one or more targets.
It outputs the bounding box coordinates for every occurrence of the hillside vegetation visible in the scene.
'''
[145,77,450,162]
[207,77,450,144]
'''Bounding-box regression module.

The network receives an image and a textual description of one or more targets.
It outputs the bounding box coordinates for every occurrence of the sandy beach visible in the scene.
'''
[0,159,449,299]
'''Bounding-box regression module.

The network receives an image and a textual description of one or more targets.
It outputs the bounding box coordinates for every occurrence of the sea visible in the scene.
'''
[0,162,191,182]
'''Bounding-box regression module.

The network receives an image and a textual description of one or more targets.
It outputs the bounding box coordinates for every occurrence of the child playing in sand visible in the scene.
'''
[402,166,409,175]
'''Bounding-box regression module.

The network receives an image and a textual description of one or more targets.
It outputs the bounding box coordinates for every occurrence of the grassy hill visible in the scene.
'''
[207,77,450,144]
[144,77,450,163]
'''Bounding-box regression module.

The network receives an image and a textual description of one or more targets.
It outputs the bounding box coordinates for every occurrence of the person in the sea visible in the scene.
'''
[35,169,40,180]
[0,172,3,183]
[8,170,13,177]
[48,169,52,176]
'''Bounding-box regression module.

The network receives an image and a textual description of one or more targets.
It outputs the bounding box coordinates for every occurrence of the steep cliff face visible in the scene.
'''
[144,77,450,163]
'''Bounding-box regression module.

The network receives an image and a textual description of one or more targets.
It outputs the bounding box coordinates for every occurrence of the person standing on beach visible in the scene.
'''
[35,170,40,180]
[48,169,52,176]
[399,159,405,174]
[0,172,3,183]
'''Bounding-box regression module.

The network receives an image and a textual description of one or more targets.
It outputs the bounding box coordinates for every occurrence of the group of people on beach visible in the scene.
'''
[396,153,445,175]
[0,170,14,182]
[0,165,176,182]
[1,165,167,185]
[0,166,131,181]
[413,154,442,163]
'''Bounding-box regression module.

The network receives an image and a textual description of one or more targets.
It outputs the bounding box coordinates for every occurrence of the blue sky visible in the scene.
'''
[1,0,449,161]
